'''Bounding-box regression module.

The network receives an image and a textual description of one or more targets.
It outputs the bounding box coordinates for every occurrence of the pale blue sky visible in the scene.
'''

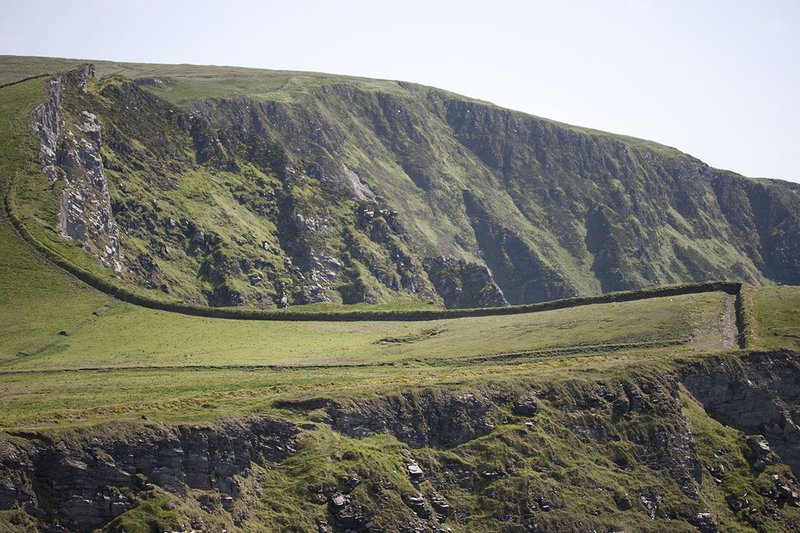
[2,0,798,183]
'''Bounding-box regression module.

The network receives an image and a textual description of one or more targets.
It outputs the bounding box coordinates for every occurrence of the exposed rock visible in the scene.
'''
[428,491,451,522]
[338,469,361,493]
[688,512,718,533]
[746,435,776,471]
[481,470,503,481]
[511,397,539,417]
[220,494,234,510]
[343,165,376,202]
[424,256,507,309]
[327,389,498,448]
[0,418,299,531]
[31,65,122,272]
[329,492,346,509]
[776,482,800,503]
[639,493,662,520]
[614,492,632,510]
[681,350,800,476]
[316,517,333,533]
[328,494,370,531]
[405,494,432,518]
[408,462,424,482]
[549,376,703,498]
[209,282,246,307]
[348,202,436,301]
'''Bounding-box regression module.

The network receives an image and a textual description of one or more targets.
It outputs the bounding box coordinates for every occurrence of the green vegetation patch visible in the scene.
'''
[751,286,800,349]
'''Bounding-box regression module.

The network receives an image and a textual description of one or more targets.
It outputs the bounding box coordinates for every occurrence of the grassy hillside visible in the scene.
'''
[2,56,800,533]
[2,199,798,530]
[0,288,734,428]
[1,269,798,531]
[0,77,111,356]
[751,285,800,349]
[2,56,798,313]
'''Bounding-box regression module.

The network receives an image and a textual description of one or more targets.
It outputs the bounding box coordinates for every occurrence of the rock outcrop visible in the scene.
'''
[31,65,121,272]
[681,350,800,476]
[0,418,298,532]
[424,256,507,308]
[327,388,500,448]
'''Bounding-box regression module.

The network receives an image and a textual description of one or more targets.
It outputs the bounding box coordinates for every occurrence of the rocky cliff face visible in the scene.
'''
[25,66,800,308]
[0,418,298,532]
[682,350,800,475]
[424,256,507,308]
[327,387,500,448]
[2,355,800,532]
[30,65,121,272]
[287,357,800,532]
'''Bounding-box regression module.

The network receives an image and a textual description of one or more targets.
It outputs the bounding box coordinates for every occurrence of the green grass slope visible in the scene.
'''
[0,288,734,428]
[2,55,798,312]
[2,56,800,533]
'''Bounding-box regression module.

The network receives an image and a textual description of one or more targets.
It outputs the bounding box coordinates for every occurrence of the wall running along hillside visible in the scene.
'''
[22,65,800,309]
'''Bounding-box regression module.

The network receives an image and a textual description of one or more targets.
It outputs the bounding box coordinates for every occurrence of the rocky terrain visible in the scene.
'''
[1,57,799,533]
[0,418,298,531]
[17,61,800,309]
[30,65,121,273]
[682,350,800,475]
[2,353,800,532]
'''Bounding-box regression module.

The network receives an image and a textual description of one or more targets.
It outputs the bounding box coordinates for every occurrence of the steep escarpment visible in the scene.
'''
[438,97,800,292]
[16,63,800,309]
[187,81,800,302]
[326,387,501,448]
[710,176,800,285]
[45,73,444,307]
[3,358,800,532]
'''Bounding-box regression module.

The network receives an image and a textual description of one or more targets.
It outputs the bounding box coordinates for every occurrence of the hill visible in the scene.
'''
[1,55,799,311]
[0,56,799,532]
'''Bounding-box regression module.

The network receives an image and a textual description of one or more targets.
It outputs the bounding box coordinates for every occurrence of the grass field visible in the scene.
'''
[2,55,800,533]
[2,193,754,433]
[751,285,800,349]
[0,73,792,430]
[0,278,741,429]
[1,290,730,371]
[1,57,798,436]
[0,190,749,430]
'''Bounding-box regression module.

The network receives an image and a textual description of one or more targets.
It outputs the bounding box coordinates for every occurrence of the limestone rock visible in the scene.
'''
[31,65,122,273]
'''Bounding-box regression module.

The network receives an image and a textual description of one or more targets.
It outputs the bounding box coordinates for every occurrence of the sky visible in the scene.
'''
[2,0,798,183]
